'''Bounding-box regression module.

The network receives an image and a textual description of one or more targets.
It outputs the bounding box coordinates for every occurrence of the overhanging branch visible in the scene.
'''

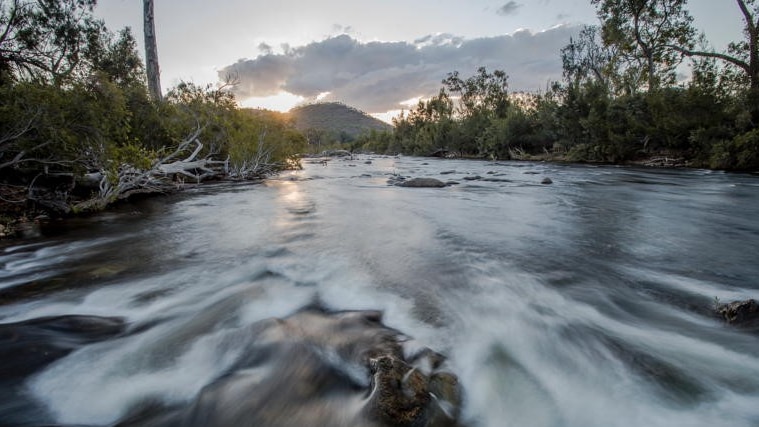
[665,44,750,73]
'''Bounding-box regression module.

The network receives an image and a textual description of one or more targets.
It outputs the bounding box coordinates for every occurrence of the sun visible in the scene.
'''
[239,92,305,112]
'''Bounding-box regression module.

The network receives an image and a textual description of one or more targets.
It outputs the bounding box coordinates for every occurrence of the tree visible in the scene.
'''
[560,25,639,94]
[0,3,142,179]
[143,0,161,101]
[87,27,145,87]
[441,67,510,155]
[443,67,510,119]
[591,0,694,91]
[562,26,613,88]
[0,0,102,85]
[666,0,759,125]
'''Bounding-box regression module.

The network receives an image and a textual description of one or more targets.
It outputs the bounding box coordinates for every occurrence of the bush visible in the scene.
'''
[709,129,759,171]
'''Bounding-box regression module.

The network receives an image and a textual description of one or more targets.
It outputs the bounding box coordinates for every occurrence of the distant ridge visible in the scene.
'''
[288,102,393,140]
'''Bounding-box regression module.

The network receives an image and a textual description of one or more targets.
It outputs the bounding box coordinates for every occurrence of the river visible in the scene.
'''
[1,156,758,427]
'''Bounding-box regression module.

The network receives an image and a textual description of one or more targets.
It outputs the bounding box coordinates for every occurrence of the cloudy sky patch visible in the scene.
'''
[92,0,743,116]
[497,2,523,17]
[219,26,580,114]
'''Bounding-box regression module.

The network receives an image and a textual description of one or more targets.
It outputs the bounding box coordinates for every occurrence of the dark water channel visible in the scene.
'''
[1,156,758,427]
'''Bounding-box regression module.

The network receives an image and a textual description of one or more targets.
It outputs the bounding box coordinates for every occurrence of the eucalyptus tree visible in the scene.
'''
[0,0,102,85]
[666,0,759,125]
[442,67,510,119]
[561,26,614,88]
[440,67,511,155]
[591,0,695,91]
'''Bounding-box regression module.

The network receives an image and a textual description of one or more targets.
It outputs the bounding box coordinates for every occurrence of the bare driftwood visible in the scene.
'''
[71,126,232,212]
[227,131,278,179]
[16,119,278,214]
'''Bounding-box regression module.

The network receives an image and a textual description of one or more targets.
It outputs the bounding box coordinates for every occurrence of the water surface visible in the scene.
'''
[1,156,758,426]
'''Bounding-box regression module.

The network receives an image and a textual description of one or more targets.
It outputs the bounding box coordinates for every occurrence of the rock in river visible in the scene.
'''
[397,178,447,188]
[117,305,465,427]
[716,299,759,326]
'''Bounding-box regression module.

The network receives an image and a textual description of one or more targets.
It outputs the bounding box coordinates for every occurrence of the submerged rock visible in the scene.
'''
[541,177,553,185]
[0,315,126,380]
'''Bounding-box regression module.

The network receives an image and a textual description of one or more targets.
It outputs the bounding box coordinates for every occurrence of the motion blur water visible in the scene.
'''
[1,156,758,426]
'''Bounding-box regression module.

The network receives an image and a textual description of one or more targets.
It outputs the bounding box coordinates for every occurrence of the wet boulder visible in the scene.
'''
[118,305,464,427]
[428,372,463,426]
[365,355,430,426]
[716,299,759,325]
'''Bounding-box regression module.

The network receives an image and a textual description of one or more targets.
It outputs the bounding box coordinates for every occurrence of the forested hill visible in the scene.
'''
[288,102,393,139]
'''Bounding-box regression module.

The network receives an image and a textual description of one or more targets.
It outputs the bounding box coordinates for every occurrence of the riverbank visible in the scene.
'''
[0,177,267,240]
[0,185,38,239]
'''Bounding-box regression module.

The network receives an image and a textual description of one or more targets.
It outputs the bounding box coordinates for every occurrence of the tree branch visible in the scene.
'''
[666,44,750,72]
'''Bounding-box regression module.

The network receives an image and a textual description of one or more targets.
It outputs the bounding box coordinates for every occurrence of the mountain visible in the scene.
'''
[288,102,393,140]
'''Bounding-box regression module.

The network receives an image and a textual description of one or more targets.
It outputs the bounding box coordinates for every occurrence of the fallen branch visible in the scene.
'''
[66,127,279,213]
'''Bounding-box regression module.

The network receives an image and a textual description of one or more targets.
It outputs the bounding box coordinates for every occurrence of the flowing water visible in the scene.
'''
[1,156,758,427]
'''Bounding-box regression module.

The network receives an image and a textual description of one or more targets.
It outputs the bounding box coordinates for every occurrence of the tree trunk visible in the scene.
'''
[143,0,162,101]
[749,33,758,125]
[734,0,759,125]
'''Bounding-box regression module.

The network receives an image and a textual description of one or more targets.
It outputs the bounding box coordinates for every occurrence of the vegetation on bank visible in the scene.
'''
[357,0,759,172]
[0,0,305,233]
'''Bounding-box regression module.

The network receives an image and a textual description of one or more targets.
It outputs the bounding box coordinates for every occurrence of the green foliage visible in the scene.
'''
[0,6,308,215]
[87,27,145,88]
[561,26,617,92]
[385,69,527,158]
[591,0,694,91]
[356,129,394,154]
[162,82,305,173]
[710,129,759,170]
[225,109,306,174]
[378,0,757,169]
[443,67,511,120]
[0,78,136,175]
[0,0,103,85]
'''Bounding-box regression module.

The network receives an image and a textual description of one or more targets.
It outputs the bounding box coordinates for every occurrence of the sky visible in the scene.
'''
[94,0,745,122]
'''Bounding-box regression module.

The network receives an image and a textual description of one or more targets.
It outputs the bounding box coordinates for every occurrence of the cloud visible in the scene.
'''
[496,1,523,16]
[258,43,273,55]
[219,26,582,113]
